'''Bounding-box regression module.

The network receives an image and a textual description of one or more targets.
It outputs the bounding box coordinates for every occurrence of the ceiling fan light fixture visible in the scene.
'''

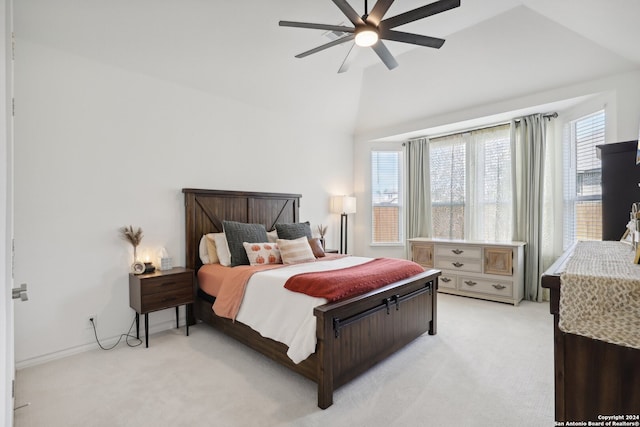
[354,27,378,47]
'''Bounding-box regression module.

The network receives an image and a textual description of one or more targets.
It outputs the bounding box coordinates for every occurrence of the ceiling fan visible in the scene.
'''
[279,0,461,73]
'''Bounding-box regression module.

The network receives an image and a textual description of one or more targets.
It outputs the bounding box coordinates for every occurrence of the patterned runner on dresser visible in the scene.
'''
[559,241,640,350]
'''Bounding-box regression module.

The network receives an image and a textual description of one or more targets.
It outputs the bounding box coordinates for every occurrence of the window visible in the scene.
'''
[563,110,604,249]
[430,134,466,239]
[430,124,512,241]
[371,150,403,244]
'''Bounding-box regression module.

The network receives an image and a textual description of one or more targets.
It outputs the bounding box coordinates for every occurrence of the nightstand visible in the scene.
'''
[129,267,194,348]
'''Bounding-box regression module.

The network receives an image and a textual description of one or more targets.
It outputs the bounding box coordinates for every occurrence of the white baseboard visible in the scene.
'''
[15,317,184,370]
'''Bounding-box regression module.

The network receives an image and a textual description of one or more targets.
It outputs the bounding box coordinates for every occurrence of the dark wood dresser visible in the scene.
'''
[597,140,640,241]
[541,244,640,422]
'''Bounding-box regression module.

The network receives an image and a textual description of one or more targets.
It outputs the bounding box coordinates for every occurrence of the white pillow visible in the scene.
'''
[267,229,278,243]
[199,234,214,264]
[242,242,282,266]
[212,233,231,267]
[277,236,316,265]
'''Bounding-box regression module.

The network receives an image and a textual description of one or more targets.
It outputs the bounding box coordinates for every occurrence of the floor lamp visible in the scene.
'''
[331,196,356,254]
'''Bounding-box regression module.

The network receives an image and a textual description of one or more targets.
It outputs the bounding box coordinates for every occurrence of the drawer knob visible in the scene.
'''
[452,249,464,255]
[464,280,477,286]
[441,277,452,283]
[452,262,464,268]
[492,284,506,290]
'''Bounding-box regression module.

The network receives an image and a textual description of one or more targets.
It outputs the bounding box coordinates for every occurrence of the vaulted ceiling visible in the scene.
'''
[15,0,640,135]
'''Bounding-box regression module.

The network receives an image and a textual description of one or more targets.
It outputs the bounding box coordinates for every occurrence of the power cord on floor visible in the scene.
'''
[90,315,142,350]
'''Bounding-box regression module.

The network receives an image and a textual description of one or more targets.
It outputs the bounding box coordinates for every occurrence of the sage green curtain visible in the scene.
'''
[511,114,547,302]
[406,138,432,240]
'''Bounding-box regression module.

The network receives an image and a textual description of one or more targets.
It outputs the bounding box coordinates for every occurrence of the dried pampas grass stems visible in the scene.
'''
[119,225,143,247]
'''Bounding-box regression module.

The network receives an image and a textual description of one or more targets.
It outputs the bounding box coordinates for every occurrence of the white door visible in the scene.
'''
[1,0,15,425]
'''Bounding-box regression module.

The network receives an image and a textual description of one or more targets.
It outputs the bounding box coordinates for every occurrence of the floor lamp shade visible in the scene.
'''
[331,196,356,254]
[331,196,357,215]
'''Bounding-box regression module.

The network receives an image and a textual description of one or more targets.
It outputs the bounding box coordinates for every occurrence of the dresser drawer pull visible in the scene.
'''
[492,284,506,290]
[464,280,477,286]
[441,277,452,283]
[451,249,464,255]
[160,281,176,287]
[452,262,464,268]
[162,297,177,303]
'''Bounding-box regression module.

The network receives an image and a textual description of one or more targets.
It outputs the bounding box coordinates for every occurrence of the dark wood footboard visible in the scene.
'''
[314,270,438,408]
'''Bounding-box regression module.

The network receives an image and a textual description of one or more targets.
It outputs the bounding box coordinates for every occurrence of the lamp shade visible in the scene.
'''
[331,196,357,214]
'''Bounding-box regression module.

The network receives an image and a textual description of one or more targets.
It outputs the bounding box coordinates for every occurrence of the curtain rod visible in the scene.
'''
[406,112,558,143]
[514,112,558,122]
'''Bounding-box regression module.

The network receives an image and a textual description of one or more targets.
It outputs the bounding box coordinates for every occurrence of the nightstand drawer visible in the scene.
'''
[141,287,193,312]
[141,274,192,296]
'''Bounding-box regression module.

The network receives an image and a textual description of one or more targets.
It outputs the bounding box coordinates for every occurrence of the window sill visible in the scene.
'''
[369,243,405,247]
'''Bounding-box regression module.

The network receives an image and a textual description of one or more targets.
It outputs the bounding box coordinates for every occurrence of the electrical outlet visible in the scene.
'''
[87,315,97,329]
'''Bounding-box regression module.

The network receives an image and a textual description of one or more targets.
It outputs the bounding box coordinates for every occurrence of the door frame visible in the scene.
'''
[1,0,14,425]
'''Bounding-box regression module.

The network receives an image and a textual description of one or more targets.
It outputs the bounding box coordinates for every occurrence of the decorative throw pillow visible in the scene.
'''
[278,236,316,264]
[242,242,282,265]
[213,233,231,267]
[275,221,312,240]
[308,238,326,258]
[223,220,268,267]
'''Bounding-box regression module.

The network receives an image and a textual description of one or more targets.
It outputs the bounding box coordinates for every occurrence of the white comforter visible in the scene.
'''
[235,256,371,364]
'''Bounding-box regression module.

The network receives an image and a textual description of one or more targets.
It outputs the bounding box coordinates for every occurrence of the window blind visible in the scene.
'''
[563,110,604,248]
[371,150,402,244]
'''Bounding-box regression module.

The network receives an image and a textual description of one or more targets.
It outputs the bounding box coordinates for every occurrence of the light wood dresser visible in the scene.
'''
[409,238,525,305]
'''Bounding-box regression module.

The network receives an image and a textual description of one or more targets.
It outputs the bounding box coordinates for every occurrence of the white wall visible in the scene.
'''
[12,40,355,366]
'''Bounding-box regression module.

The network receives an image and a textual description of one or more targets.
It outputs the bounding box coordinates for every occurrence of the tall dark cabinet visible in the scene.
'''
[597,140,640,240]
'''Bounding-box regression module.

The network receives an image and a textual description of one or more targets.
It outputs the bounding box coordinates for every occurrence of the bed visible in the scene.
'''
[183,188,440,408]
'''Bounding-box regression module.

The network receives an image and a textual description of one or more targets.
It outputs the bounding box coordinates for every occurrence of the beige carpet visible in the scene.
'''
[14,294,554,427]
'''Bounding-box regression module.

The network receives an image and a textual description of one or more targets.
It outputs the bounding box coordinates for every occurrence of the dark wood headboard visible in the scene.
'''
[182,188,302,271]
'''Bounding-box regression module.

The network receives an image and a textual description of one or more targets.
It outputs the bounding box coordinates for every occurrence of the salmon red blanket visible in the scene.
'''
[284,257,425,302]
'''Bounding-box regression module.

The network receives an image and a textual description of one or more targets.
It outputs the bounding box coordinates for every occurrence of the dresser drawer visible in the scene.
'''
[435,258,482,273]
[438,272,457,290]
[435,245,482,259]
[141,273,192,296]
[458,276,513,297]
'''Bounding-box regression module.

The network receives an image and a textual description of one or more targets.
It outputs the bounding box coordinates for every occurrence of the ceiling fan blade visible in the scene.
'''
[368,0,395,25]
[380,29,445,48]
[381,0,460,29]
[332,0,365,26]
[279,21,354,34]
[371,41,399,70]
[295,34,355,58]
[338,42,358,73]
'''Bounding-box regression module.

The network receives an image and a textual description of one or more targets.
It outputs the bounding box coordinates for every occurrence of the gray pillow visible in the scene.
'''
[275,221,312,240]
[223,220,268,267]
